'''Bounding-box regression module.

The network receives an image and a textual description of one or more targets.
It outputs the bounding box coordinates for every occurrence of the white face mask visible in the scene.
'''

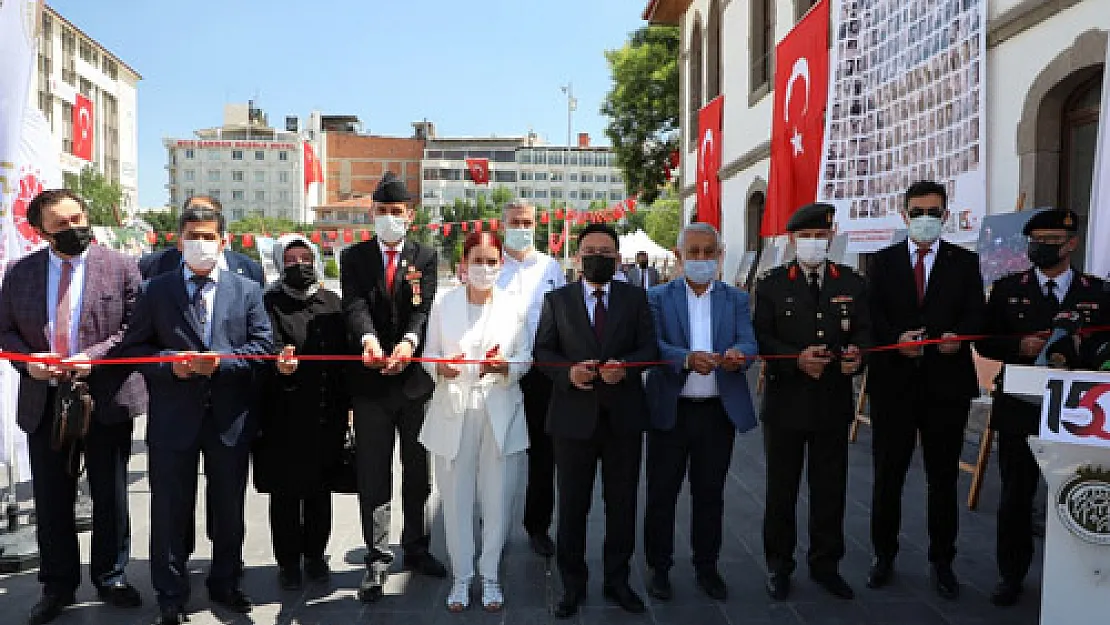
[907,215,944,244]
[466,264,501,291]
[375,214,408,244]
[182,239,221,272]
[795,237,829,266]
[503,228,534,252]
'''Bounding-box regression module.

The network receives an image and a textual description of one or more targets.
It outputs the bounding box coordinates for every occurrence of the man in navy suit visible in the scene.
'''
[120,205,273,625]
[138,196,264,287]
[643,222,759,603]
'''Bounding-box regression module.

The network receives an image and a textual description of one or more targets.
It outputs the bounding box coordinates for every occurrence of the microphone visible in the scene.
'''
[1035,311,1082,368]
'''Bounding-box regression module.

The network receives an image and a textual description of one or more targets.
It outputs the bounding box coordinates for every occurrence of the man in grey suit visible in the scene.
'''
[0,189,146,625]
[120,205,273,625]
[626,251,661,289]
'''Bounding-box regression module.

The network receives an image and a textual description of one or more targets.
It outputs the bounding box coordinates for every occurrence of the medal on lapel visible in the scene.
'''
[405,262,423,306]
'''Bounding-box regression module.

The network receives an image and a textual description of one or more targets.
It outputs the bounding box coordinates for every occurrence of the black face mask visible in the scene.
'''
[283,263,317,290]
[1027,241,1065,270]
[581,255,617,284]
[50,226,93,256]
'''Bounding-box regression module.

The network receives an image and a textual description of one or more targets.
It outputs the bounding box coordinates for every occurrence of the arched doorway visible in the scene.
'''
[1060,71,1104,269]
[743,190,766,287]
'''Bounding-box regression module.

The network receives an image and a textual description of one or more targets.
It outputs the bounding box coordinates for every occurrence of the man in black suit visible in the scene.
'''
[138,196,264,287]
[119,205,274,625]
[754,204,871,602]
[534,223,659,619]
[865,180,986,599]
[340,172,444,603]
[975,208,1110,607]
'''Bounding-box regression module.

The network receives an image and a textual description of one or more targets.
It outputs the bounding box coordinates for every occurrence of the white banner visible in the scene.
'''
[1040,371,1110,450]
[818,0,988,252]
[1086,44,1110,279]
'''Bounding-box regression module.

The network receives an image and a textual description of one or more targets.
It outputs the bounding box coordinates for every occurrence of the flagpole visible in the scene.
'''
[560,83,575,266]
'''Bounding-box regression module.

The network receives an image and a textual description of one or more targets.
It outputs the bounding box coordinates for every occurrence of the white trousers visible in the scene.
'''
[435,408,523,583]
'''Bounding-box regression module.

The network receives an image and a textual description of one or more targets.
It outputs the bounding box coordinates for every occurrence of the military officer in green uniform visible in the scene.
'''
[975,208,1110,607]
[753,203,873,602]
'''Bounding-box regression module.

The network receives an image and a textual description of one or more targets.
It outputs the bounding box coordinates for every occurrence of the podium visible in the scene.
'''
[1005,365,1110,625]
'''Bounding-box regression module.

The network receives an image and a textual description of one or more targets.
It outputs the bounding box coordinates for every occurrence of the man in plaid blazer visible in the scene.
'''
[0,189,146,625]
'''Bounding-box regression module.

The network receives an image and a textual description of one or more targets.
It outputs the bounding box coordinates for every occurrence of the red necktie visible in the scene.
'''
[385,250,399,292]
[54,260,74,356]
[914,248,929,304]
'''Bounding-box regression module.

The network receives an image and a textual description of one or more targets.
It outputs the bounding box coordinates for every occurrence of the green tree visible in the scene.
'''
[64,165,123,226]
[601,26,680,206]
[490,186,514,210]
[228,213,305,260]
[644,187,682,249]
[136,208,178,234]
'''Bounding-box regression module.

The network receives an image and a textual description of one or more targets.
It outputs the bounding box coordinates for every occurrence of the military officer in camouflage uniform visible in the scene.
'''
[753,203,873,602]
[975,208,1110,607]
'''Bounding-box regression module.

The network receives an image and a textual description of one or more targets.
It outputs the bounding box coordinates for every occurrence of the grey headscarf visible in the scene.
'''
[271,233,325,300]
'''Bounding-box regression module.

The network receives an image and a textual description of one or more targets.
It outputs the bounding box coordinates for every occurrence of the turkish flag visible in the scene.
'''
[696,95,723,229]
[764,0,829,236]
[465,158,490,185]
[72,94,94,161]
[304,142,323,191]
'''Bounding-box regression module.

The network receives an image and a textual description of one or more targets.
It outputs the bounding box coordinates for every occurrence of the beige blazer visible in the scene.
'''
[418,285,532,461]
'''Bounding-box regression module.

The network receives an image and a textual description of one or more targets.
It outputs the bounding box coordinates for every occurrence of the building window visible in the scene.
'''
[209,189,221,199]
[707,0,723,100]
[581,173,594,183]
[184,169,196,182]
[795,0,819,21]
[595,191,606,200]
[580,188,592,198]
[255,151,265,160]
[518,149,533,164]
[465,189,477,199]
[535,172,549,181]
[254,171,265,183]
[596,174,607,184]
[232,150,243,160]
[610,190,623,201]
[689,18,704,149]
[535,189,548,199]
[184,187,195,199]
[611,172,623,184]
[520,171,534,181]
[567,152,579,166]
[493,170,517,183]
[103,58,118,81]
[255,190,265,201]
[750,0,773,98]
[551,172,564,182]
[278,172,289,183]
[232,190,245,200]
[581,152,595,167]
[185,149,195,159]
[548,151,564,165]
[79,77,92,97]
[569,191,578,200]
[569,173,578,182]
[278,190,289,201]
[519,187,534,199]
[232,171,244,182]
[208,171,221,182]
[551,188,564,199]
[208,149,220,160]
[279,151,288,161]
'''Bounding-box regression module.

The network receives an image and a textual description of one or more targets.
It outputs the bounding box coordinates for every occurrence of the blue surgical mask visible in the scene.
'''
[504,228,534,252]
[908,215,943,244]
[684,259,718,285]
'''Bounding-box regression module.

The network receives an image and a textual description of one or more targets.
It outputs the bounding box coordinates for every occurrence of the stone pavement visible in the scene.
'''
[0,413,1042,625]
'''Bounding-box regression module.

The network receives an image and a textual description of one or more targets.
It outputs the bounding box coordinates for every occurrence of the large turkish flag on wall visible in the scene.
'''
[72,93,94,161]
[763,0,829,236]
[696,95,723,229]
[465,158,490,185]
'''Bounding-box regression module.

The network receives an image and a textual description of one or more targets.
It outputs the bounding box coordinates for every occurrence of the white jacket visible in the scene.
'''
[419,285,532,461]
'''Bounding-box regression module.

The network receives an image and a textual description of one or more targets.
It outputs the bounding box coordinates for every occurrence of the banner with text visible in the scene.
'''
[818,0,987,252]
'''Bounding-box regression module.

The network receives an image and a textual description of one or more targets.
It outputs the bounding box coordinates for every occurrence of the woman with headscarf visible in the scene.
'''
[253,234,349,590]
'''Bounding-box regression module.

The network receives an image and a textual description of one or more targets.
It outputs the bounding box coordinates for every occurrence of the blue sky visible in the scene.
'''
[46,0,647,208]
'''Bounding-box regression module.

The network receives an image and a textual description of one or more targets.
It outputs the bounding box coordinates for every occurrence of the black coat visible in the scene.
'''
[753,261,872,430]
[253,287,350,495]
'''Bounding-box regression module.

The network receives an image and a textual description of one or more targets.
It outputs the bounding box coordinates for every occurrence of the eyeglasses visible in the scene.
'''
[1028,235,1069,245]
[906,207,945,219]
[580,248,618,257]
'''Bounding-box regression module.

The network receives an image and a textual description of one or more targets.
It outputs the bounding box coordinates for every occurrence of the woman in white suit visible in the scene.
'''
[420,231,531,613]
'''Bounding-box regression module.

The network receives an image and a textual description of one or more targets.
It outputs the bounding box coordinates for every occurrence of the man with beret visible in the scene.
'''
[753,203,872,601]
[975,208,1110,607]
[864,180,985,599]
[341,172,445,602]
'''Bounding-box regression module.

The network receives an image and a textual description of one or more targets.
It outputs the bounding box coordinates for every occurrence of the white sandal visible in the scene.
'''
[481,577,504,612]
[446,578,470,612]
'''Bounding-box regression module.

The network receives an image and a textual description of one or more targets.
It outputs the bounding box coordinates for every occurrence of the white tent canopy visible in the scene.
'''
[619,229,674,263]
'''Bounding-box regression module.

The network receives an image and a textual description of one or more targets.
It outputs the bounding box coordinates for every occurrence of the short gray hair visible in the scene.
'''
[677,222,722,250]
[502,199,535,223]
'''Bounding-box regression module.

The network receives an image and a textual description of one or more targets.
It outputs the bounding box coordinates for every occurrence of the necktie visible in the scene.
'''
[54,260,73,357]
[913,248,929,304]
[385,250,399,292]
[808,271,821,303]
[189,274,210,332]
[592,289,607,341]
[1046,279,1060,309]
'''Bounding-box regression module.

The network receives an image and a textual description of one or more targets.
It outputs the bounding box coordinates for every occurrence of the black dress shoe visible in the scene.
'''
[304,557,330,582]
[695,568,728,601]
[27,592,75,625]
[278,566,303,591]
[151,604,187,625]
[811,571,855,599]
[208,588,252,613]
[528,532,556,558]
[866,557,894,589]
[603,583,646,613]
[403,550,448,578]
[553,591,584,619]
[765,574,791,601]
[358,569,386,603]
[930,563,959,600]
[990,580,1023,607]
[648,568,673,601]
[96,581,143,608]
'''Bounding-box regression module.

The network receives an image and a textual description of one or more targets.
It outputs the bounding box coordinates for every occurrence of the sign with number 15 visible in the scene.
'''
[1040,372,1110,448]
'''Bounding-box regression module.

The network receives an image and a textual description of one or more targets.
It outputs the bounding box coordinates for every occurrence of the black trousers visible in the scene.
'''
[552,412,642,594]
[148,419,250,609]
[27,411,133,595]
[269,490,332,569]
[762,422,849,577]
[996,430,1040,584]
[870,394,970,564]
[521,369,555,536]
[644,398,736,573]
[352,390,431,569]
